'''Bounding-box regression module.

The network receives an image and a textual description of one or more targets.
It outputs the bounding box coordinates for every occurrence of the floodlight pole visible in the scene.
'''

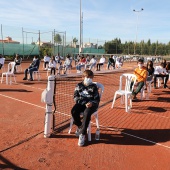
[79,0,82,54]
[22,27,25,59]
[133,8,144,55]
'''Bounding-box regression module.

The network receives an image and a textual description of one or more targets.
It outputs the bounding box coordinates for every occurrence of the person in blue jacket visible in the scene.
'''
[23,56,40,81]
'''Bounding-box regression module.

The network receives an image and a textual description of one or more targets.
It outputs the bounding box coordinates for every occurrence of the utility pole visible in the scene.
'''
[133,8,144,55]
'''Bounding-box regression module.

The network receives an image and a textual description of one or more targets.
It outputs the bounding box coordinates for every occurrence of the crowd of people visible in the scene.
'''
[131,58,170,101]
[1,53,170,147]
[1,53,170,84]
[70,58,170,147]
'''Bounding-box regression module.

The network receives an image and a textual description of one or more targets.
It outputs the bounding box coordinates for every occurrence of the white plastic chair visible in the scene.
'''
[30,61,41,81]
[62,65,72,74]
[111,73,137,113]
[141,74,154,100]
[157,77,166,87]
[68,82,104,141]
[1,62,16,85]
[32,70,41,80]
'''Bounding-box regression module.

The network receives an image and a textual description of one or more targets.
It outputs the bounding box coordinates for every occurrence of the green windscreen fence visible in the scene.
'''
[54,46,105,56]
[0,43,39,56]
[0,43,105,57]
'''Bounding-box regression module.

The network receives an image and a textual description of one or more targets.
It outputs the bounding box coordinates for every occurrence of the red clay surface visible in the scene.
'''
[0,60,170,170]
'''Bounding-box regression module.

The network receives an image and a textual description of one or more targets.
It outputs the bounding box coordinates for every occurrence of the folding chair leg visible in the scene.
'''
[1,74,4,83]
[6,75,8,84]
[125,94,128,112]
[94,114,99,129]
[111,93,117,108]
[68,117,74,134]
[87,123,91,141]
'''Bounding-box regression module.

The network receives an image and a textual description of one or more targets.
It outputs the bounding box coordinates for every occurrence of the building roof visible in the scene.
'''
[0,36,20,44]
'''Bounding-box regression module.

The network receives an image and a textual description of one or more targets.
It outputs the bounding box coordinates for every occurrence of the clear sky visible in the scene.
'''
[0,0,170,44]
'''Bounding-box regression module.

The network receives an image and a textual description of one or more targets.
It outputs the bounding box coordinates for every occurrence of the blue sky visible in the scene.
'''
[0,0,170,44]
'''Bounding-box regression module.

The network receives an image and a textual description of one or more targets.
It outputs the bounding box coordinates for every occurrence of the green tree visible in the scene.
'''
[73,37,78,47]
[54,34,62,44]
[40,46,52,58]
[54,34,62,54]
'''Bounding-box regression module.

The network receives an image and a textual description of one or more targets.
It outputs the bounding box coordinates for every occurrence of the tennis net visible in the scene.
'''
[52,68,133,134]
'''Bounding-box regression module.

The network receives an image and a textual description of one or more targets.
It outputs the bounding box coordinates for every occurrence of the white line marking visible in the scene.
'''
[0,93,45,109]
[95,124,170,149]
[54,110,170,149]
[21,84,44,90]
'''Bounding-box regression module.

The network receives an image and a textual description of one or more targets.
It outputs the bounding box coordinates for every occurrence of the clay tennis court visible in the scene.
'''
[0,60,170,170]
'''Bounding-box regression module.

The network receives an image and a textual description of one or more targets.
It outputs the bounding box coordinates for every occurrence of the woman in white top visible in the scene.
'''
[85,55,97,70]
[96,55,105,71]
[58,54,72,74]
[153,62,169,89]
[44,54,51,70]
[49,56,57,75]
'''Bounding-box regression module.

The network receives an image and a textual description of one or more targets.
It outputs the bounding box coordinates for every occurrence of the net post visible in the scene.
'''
[44,75,55,138]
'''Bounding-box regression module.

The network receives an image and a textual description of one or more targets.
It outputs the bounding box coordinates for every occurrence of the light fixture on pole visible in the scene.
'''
[133,8,144,55]
[79,0,82,54]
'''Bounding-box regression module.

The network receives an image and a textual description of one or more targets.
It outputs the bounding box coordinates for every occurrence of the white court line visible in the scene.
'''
[21,84,45,91]
[144,112,170,119]
[0,92,169,149]
[132,109,170,119]
[96,124,170,149]
[0,93,45,109]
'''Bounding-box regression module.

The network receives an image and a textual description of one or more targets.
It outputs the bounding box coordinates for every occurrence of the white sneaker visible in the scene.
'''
[78,134,85,146]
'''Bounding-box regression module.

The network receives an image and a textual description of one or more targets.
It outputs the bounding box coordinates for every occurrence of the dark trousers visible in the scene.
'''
[154,74,169,87]
[131,81,145,96]
[107,63,115,69]
[71,103,98,135]
[44,61,49,69]
[24,67,38,79]
[50,67,56,75]
[14,63,20,72]
[0,63,2,69]
[96,63,103,70]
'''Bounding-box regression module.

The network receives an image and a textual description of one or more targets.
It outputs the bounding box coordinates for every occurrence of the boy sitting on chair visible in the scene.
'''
[71,70,100,146]
[131,59,147,100]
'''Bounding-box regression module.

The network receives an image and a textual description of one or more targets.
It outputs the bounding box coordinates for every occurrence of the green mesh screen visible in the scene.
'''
[0,43,39,56]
